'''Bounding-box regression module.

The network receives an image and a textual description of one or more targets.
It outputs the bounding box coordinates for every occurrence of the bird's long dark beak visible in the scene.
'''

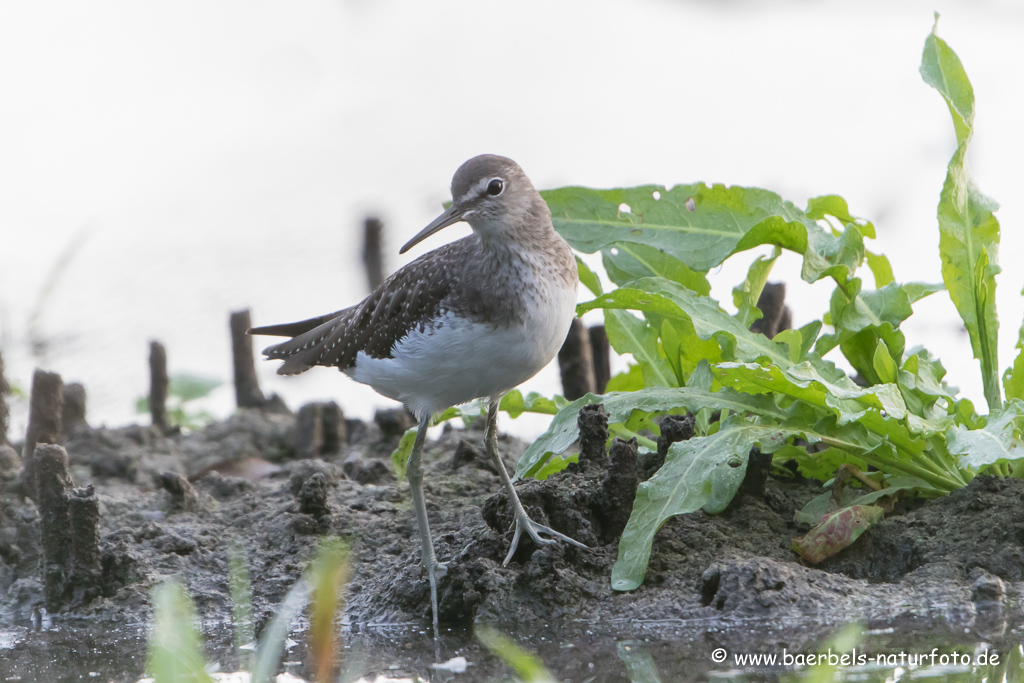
[400,204,465,254]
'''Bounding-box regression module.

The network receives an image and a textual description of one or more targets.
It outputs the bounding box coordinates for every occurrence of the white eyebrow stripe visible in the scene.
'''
[455,177,493,205]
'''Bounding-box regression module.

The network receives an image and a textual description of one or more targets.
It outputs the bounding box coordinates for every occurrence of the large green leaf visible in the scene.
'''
[514,387,785,479]
[611,417,802,590]
[579,279,795,369]
[542,184,864,286]
[542,184,813,272]
[921,18,1002,410]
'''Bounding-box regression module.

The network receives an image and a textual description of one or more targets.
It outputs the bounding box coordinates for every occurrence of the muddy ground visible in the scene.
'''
[1,402,1023,681]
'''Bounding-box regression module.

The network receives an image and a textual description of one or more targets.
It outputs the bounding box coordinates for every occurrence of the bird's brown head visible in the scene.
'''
[400,155,551,254]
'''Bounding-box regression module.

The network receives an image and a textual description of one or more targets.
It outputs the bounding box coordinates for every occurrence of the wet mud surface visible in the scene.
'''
[2,404,1024,681]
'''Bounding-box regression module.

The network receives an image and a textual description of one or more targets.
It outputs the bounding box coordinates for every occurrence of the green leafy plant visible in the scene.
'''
[145,538,349,683]
[390,17,1023,591]
[136,373,221,431]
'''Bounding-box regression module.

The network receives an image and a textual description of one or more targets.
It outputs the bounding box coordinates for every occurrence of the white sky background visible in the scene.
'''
[0,0,1022,438]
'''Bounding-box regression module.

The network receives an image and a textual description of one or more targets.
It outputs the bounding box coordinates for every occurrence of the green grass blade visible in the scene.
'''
[228,545,255,672]
[476,625,556,683]
[146,581,214,683]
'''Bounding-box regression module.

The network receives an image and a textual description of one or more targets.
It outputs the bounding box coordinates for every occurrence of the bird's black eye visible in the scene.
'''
[487,178,504,196]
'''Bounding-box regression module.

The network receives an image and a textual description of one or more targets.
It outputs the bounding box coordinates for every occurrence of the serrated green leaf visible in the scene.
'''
[872,341,898,385]
[1003,287,1024,402]
[806,195,876,239]
[515,386,785,480]
[602,242,710,295]
[865,250,895,288]
[603,309,677,388]
[947,399,1024,468]
[543,184,815,273]
[922,19,1002,411]
[801,223,864,285]
[580,279,794,369]
[733,248,780,328]
[543,183,869,289]
[819,280,942,352]
[612,417,803,590]
[715,360,909,426]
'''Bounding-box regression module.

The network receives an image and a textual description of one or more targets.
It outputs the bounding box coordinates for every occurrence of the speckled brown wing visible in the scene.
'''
[256,240,467,376]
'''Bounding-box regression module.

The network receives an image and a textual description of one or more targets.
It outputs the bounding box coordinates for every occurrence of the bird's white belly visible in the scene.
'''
[346,283,577,419]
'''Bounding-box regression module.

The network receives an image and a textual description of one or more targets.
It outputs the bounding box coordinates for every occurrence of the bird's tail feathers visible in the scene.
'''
[255,311,349,375]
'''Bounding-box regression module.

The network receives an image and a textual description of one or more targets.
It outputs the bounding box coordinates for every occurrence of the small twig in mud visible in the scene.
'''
[33,444,74,610]
[61,382,88,436]
[295,403,325,460]
[295,401,346,460]
[230,310,267,409]
[640,413,695,481]
[576,403,608,469]
[749,282,791,339]
[20,369,64,498]
[589,324,611,394]
[68,485,102,605]
[149,341,170,433]
[558,318,596,401]
[597,437,639,543]
[362,216,386,292]
[160,472,198,513]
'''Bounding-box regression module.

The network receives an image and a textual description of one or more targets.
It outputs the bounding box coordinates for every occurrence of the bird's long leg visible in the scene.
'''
[484,397,588,566]
[407,412,446,639]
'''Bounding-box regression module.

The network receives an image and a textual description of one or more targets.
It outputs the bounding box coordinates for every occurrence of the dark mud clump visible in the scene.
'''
[2,401,1024,678]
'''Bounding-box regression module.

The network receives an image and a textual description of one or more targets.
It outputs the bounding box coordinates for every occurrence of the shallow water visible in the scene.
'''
[3,611,1022,683]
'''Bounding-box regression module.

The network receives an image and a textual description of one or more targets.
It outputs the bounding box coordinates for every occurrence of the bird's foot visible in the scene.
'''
[502,511,588,566]
[426,560,448,638]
